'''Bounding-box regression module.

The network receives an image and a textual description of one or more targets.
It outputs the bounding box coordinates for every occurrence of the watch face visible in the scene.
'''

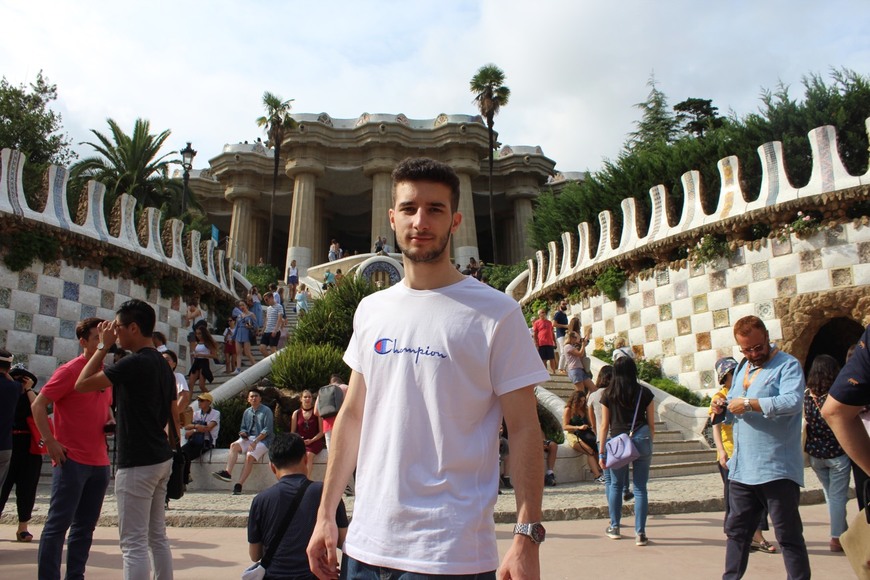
[530,523,546,543]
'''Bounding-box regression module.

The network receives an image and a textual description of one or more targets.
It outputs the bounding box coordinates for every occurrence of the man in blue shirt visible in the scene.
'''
[213,388,274,495]
[719,315,809,579]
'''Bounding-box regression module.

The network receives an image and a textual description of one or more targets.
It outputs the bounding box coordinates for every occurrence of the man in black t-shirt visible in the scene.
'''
[824,324,870,478]
[76,299,176,579]
[248,433,348,579]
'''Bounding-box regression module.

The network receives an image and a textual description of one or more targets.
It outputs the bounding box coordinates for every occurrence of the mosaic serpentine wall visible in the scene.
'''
[0,148,237,383]
[509,120,870,392]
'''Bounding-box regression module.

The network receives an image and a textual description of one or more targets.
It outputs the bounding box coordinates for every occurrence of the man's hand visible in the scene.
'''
[711,395,727,415]
[727,399,748,415]
[717,451,729,469]
[98,320,118,347]
[46,438,67,465]
[498,536,540,580]
[307,517,340,579]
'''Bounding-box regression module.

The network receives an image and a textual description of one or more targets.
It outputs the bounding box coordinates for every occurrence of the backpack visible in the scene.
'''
[317,384,345,418]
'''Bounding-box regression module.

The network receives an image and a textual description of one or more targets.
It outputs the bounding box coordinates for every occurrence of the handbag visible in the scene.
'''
[840,479,870,579]
[242,479,313,580]
[604,389,644,470]
[166,422,186,500]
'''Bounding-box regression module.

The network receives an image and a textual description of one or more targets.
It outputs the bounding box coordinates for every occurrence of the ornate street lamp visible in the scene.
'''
[180,142,197,214]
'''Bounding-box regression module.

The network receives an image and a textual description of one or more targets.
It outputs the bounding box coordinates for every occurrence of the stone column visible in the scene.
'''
[225,187,259,267]
[285,159,324,277]
[364,158,397,252]
[453,170,479,268]
[507,192,536,263]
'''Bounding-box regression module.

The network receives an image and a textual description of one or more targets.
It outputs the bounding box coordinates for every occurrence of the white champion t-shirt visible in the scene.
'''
[342,276,549,574]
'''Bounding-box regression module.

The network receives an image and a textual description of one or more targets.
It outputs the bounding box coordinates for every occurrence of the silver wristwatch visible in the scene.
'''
[513,522,546,544]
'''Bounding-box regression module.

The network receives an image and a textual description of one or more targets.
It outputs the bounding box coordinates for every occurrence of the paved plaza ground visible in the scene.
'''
[0,469,858,578]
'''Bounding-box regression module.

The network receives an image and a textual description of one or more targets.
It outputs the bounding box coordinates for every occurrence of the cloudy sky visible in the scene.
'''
[3,0,868,176]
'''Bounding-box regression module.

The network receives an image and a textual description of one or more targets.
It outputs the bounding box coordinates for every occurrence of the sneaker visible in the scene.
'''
[232,483,242,495]
[624,490,634,502]
[636,533,648,546]
[500,476,513,490]
[212,470,232,482]
[594,474,606,484]
[544,473,556,487]
[344,484,354,497]
[606,525,621,540]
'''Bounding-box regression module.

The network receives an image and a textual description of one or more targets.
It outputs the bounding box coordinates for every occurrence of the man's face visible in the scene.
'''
[538,310,546,319]
[248,392,261,408]
[114,317,132,350]
[736,327,771,366]
[81,326,101,357]
[560,301,567,311]
[390,181,461,264]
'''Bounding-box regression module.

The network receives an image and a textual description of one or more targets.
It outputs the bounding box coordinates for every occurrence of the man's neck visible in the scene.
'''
[275,466,308,478]
[402,258,465,290]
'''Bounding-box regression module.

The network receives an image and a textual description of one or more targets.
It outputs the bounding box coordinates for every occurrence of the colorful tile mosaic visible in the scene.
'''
[643,289,655,308]
[659,304,672,321]
[0,287,9,309]
[858,242,870,264]
[681,354,695,372]
[14,312,32,332]
[63,281,80,301]
[713,309,730,329]
[39,296,58,317]
[700,370,716,390]
[662,338,676,357]
[36,335,54,356]
[645,324,658,342]
[732,286,749,305]
[756,301,775,320]
[118,279,131,297]
[616,298,627,315]
[59,320,76,339]
[826,225,846,246]
[832,268,853,287]
[800,250,822,272]
[689,262,706,278]
[674,280,688,300]
[752,262,770,282]
[729,246,745,267]
[771,237,792,257]
[630,311,641,329]
[43,261,61,277]
[83,269,100,287]
[605,318,615,334]
[696,332,712,351]
[593,306,602,322]
[693,295,708,314]
[18,271,37,292]
[627,278,639,295]
[709,271,726,291]
[777,275,797,297]
[656,269,669,287]
[101,290,115,309]
[677,316,692,336]
[81,304,97,319]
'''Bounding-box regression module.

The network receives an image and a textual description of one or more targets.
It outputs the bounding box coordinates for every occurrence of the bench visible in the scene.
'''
[187,447,329,492]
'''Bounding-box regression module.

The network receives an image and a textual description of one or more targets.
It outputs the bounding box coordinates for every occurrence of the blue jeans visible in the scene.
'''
[604,425,652,535]
[115,459,173,580]
[341,555,496,579]
[810,453,851,538]
[37,458,110,580]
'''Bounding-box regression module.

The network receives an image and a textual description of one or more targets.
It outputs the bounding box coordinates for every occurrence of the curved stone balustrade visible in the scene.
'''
[0,148,234,297]
[514,119,870,303]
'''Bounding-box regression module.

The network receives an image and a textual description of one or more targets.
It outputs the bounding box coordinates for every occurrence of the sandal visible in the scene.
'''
[750,539,777,554]
[16,531,33,542]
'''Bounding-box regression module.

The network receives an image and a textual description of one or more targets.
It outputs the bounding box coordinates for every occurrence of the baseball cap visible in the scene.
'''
[613,346,634,361]
[715,357,739,385]
[196,393,214,403]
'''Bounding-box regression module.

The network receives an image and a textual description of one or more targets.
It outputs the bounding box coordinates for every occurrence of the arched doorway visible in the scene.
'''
[804,316,864,374]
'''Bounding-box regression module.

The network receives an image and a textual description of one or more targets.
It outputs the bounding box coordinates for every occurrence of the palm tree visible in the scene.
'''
[256,91,295,265]
[470,64,510,264]
[70,118,186,214]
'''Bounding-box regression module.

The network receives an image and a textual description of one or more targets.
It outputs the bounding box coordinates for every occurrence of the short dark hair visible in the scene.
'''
[116,299,156,337]
[330,373,344,384]
[152,331,167,345]
[248,387,262,397]
[391,157,461,212]
[76,317,103,341]
[269,433,306,469]
[162,349,178,365]
[734,315,767,338]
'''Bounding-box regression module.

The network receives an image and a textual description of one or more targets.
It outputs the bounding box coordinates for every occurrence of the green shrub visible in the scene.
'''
[245,263,281,290]
[650,377,704,407]
[291,276,378,350]
[594,266,626,301]
[690,233,730,267]
[485,262,527,292]
[213,394,249,449]
[522,298,549,326]
[537,401,565,444]
[0,230,60,271]
[271,342,350,393]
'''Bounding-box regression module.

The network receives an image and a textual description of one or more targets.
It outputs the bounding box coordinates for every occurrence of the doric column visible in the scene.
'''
[511,196,535,262]
[364,158,397,252]
[453,170,479,267]
[285,159,325,277]
[225,186,260,267]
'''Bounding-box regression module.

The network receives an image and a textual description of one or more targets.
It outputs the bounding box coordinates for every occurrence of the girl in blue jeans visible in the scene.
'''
[598,356,656,546]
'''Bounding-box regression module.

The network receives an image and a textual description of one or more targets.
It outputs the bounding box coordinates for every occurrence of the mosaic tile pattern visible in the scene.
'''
[826,225,846,246]
[832,268,853,287]
[777,275,797,297]
[659,304,672,321]
[84,269,100,287]
[696,332,712,351]
[677,316,692,336]
[645,324,658,342]
[693,295,708,314]
[158,306,168,323]
[710,271,726,291]
[81,304,97,319]
[171,296,181,311]
[630,311,641,329]
[662,338,676,356]
[627,279,639,295]
[605,318,615,334]
[681,354,695,372]
[14,313,32,332]
[752,262,770,282]
[757,301,774,320]
[593,306,602,322]
[858,242,870,263]
[0,329,6,349]
[674,280,688,300]
[36,335,54,356]
[616,298,627,315]
[101,290,115,309]
[43,261,61,277]
[656,269,670,286]
[18,271,37,292]
[0,288,10,309]
[771,237,791,257]
[39,296,58,317]
[689,262,705,278]
[643,290,655,308]
[713,309,730,329]
[63,281,80,301]
[732,286,749,305]
[118,279,131,296]
[148,288,159,303]
[699,370,716,390]
[729,247,745,267]
[800,250,822,272]
[59,320,76,339]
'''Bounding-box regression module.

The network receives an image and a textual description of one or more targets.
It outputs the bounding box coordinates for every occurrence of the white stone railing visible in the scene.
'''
[0,148,234,296]
[512,119,870,303]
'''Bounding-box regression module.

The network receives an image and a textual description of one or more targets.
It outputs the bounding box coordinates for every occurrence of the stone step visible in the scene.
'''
[649,459,719,478]
[651,448,717,466]
[652,429,685,442]
[652,439,710,453]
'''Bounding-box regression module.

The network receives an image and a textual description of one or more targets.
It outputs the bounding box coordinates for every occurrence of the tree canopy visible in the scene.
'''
[0,71,74,206]
[256,91,295,265]
[529,68,870,252]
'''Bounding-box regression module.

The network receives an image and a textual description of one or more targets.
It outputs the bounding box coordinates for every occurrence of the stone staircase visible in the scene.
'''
[541,375,717,480]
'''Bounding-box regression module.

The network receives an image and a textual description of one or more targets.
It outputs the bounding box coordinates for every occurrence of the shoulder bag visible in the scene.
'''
[840,479,870,579]
[242,479,313,580]
[166,421,186,501]
[604,388,644,470]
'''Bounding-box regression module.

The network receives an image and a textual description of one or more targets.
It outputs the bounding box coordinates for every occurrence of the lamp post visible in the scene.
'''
[180,142,197,214]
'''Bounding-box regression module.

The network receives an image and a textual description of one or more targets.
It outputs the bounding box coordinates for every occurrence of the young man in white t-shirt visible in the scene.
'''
[308,158,549,579]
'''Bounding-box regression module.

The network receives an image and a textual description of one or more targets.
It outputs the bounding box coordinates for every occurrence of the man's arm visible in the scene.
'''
[498,385,543,580]
[76,321,115,393]
[308,370,367,580]
[248,542,262,562]
[822,395,870,475]
[31,393,67,464]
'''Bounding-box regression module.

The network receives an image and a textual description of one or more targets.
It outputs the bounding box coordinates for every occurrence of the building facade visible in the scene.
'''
[190,112,558,276]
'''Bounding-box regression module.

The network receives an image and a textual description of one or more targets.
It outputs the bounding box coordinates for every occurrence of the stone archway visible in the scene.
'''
[775,287,870,366]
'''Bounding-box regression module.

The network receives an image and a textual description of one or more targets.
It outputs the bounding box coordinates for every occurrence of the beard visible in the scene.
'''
[397,230,452,263]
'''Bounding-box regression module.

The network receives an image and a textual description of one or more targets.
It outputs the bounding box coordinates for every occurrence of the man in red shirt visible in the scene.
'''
[532,308,558,374]
[31,317,114,580]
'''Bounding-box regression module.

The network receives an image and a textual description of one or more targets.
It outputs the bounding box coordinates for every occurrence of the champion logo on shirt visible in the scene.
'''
[373,338,448,363]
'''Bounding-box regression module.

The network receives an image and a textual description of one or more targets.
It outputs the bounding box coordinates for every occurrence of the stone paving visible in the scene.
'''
[3,468,830,528]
